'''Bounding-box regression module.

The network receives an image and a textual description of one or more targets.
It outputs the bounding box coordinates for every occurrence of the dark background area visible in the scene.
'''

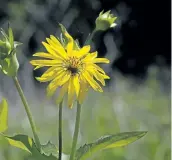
[0,0,170,79]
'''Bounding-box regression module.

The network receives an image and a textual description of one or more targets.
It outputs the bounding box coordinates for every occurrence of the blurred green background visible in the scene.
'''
[0,67,170,160]
[0,0,171,160]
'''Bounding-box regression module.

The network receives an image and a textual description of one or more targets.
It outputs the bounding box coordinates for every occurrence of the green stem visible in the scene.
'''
[69,102,82,160]
[69,27,95,160]
[84,28,97,45]
[58,101,63,160]
[13,76,41,150]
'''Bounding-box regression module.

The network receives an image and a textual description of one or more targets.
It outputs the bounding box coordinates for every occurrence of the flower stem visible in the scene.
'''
[13,76,41,150]
[69,102,82,160]
[84,28,97,45]
[58,100,63,160]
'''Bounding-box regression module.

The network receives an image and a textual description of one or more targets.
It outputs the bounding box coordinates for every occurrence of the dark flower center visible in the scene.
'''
[68,66,78,74]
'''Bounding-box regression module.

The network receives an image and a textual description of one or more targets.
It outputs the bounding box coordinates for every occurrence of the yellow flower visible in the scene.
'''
[30,32,110,108]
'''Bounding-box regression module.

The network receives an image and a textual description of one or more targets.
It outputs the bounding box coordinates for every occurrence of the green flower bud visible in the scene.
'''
[0,26,22,77]
[95,10,117,31]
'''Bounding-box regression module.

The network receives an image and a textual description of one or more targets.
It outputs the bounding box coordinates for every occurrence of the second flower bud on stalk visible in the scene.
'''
[0,26,22,77]
[95,10,117,31]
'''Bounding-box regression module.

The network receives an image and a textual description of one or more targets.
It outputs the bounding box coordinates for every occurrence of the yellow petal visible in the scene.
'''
[90,69,105,86]
[82,51,98,62]
[47,81,59,97]
[90,64,106,74]
[56,81,69,104]
[46,38,67,59]
[50,35,64,48]
[78,76,89,104]
[65,32,74,55]
[102,74,110,79]
[36,76,54,82]
[82,71,103,92]
[93,58,110,63]
[36,67,62,82]
[92,70,109,85]
[73,74,80,97]
[30,59,62,66]
[42,42,61,58]
[88,52,98,59]
[33,52,56,59]
[32,65,43,70]
[47,70,66,96]
[41,67,61,78]
[78,45,90,58]
[46,37,62,48]
[58,71,71,86]
[68,77,75,108]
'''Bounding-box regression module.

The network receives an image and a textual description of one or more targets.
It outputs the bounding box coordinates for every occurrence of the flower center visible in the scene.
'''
[66,56,81,74]
[68,66,78,74]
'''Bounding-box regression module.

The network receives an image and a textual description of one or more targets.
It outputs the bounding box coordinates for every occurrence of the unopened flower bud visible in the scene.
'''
[0,26,22,77]
[95,10,117,31]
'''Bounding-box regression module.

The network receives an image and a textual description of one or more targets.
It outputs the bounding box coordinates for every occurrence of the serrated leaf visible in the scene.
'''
[41,141,58,157]
[29,142,58,160]
[41,141,69,160]
[76,131,147,160]
[0,99,8,132]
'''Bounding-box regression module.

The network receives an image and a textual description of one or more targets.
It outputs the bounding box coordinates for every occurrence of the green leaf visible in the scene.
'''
[0,99,8,132]
[41,141,69,160]
[8,26,14,48]
[29,154,58,160]
[76,131,147,160]
[2,134,58,159]
[41,141,59,158]
[0,40,5,47]
[3,134,33,153]
[31,141,70,160]
[1,133,69,160]
[29,143,58,160]
[0,28,9,41]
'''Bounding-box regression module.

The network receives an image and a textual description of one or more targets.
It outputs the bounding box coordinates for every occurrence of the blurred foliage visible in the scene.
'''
[0,65,170,160]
